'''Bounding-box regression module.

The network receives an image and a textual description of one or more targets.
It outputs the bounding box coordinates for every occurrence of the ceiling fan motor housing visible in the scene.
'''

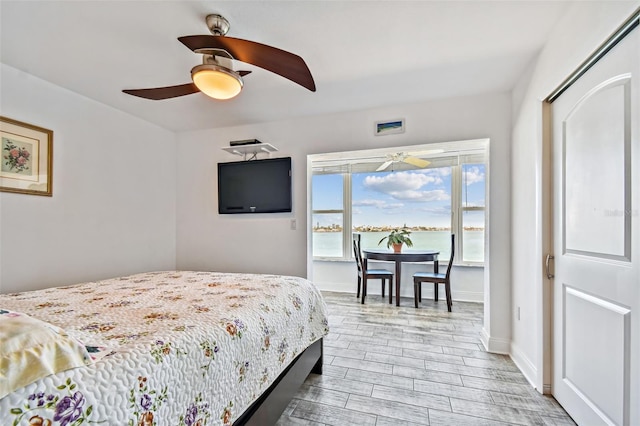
[206,14,230,36]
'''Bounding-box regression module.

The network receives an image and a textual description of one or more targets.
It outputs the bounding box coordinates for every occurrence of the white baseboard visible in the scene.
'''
[450,291,484,303]
[316,283,484,303]
[316,281,353,293]
[510,342,538,390]
[397,290,484,303]
[480,328,510,354]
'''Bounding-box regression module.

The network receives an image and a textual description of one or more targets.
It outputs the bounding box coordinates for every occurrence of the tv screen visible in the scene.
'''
[218,157,292,214]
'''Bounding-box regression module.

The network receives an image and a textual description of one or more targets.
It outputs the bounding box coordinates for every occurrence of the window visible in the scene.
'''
[311,142,486,265]
[311,174,345,257]
[460,164,486,263]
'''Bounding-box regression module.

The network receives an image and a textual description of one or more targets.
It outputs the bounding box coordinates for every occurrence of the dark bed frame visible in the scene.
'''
[234,338,323,425]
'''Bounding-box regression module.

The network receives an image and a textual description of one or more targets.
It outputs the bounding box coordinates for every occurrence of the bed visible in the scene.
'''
[0,270,329,425]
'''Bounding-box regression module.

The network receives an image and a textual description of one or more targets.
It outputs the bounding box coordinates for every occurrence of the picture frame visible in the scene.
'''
[1,116,53,196]
[375,119,405,136]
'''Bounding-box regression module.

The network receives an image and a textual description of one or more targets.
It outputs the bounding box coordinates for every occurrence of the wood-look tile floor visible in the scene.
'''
[276,291,576,426]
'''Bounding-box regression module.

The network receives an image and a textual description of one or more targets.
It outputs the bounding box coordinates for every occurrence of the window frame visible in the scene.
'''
[452,163,486,266]
[310,142,487,266]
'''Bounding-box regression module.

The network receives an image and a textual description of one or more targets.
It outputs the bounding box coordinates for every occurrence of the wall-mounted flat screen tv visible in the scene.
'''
[218,157,292,214]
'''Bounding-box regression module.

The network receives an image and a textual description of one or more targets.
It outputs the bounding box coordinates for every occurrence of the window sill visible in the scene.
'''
[454,262,484,268]
[312,257,484,268]
[313,257,352,263]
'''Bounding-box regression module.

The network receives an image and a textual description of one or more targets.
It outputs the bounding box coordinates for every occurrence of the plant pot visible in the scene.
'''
[392,243,403,253]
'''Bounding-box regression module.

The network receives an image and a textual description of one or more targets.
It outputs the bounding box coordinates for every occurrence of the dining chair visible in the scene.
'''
[353,233,394,304]
[413,234,455,311]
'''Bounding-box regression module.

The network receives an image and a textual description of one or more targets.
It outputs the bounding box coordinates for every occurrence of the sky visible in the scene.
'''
[313,164,485,228]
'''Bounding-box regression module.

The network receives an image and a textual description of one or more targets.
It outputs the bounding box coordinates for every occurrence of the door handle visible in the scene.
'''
[545,254,555,279]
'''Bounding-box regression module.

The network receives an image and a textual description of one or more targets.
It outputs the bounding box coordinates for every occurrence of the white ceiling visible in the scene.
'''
[0,1,573,132]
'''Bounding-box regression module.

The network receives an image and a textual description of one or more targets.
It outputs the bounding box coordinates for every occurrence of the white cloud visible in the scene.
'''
[363,171,441,193]
[353,199,405,210]
[415,167,451,182]
[462,199,485,208]
[390,189,450,202]
[463,166,485,185]
[418,205,452,216]
[383,203,405,210]
[362,172,450,202]
[353,199,387,208]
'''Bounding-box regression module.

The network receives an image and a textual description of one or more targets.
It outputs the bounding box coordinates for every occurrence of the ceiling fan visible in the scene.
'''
[122,14,316,101]
[376,152,432,171]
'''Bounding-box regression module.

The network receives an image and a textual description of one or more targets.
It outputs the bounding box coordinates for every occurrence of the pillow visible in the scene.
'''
[0,309,93,398]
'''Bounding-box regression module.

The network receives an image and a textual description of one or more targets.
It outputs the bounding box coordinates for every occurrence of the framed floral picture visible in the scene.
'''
[1,116,53,196]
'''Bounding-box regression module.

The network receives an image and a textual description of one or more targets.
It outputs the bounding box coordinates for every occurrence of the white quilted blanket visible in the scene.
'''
[0,271,329,425]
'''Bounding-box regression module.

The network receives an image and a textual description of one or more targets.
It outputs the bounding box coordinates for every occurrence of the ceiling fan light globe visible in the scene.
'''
[191,64,243,100]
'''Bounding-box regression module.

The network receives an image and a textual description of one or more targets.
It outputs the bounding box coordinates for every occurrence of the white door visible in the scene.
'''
[550,23,639,426]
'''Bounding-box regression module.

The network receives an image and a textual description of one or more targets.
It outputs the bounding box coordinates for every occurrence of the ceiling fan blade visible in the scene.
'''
[179,35,316,92]
[123,83,200,100]
[376,160,393,172]
[402,156,430,168]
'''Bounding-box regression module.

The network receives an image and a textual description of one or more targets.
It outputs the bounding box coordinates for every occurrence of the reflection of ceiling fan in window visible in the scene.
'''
[376,150,441,171]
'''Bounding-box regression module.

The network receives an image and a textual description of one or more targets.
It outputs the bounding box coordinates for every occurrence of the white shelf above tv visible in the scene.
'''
[221,143,278,159]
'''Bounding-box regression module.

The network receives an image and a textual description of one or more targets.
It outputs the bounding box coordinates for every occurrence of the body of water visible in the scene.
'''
[313,230,484,263]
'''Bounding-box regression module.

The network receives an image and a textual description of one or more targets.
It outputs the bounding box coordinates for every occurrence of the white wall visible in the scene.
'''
[0,62,513,357]
[176,92,512,347]
[314,260,484,302]
[0,64,177,293]
[510,1,639,391]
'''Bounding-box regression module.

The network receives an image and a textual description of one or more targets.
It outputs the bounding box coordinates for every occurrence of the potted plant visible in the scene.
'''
[378,227,413,253]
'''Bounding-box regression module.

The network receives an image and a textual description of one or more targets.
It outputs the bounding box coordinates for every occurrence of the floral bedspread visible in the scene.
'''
[0,271,329,426]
